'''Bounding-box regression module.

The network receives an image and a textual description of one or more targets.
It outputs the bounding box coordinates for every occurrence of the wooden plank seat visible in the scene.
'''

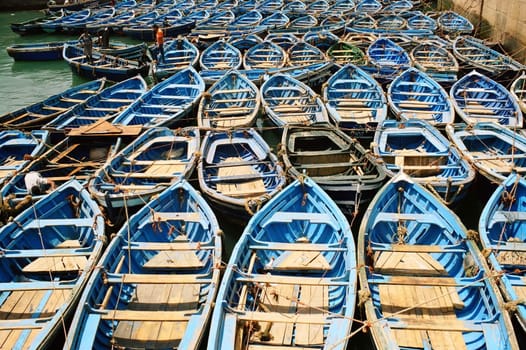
[487,241,526,253]
[490,211,526,225]
[60,97,84,103]
[0,280,75,291]
[42,105,68,111]
[124,241,213,251]
[104,273,211,285]
[212,88,252,95]
[388,317,483,332]
[100,310,192,322]
[102,98,135,103]
[237,273,347,286]
[369,274,483,287]
[371,243,465,253]
[372,212,446,228]
[294,161,361,169]
[237,311,327,324]
[22,254,89,274]
[0,317,50,330]
[2,247,93,259]
[373,250,448,276]
[151,212,202,223]
[249,242,345,252]
[209,172,274,182]
[85,106,122,112]
[0,287,71,321]
[143,235,204,270]
[262,212,337,228]
[23,218,94,229]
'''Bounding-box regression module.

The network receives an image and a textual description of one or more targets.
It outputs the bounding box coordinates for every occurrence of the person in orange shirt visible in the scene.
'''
[152,24,164,63]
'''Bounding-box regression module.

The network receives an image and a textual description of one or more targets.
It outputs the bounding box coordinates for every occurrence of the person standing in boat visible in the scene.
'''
[78,29,93,64]
[153,24,165,63]
[100,27,111,49]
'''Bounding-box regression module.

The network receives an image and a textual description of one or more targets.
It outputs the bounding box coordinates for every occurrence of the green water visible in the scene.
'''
[0,11,91,114]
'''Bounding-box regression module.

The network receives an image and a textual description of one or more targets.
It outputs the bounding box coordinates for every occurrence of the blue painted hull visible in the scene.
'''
[0,79,106,130]
[6,41,77,61]
[198,129,286,217]
[89,127,200,212]
[446,122,526,183]
[112,67,204,127]
[373,119,475,205]
[65,180,221,349]
[63,44,151,82]
[358,174,519,350]
[45,75,147,132]
[208,177,356,349]
[480,173,526,331]
[0,179,104,349]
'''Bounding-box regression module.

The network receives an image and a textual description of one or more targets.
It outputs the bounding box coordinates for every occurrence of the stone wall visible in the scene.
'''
[443,0,526,63]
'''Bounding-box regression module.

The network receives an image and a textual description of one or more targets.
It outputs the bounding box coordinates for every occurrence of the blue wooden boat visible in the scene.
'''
[306,0,330,13]
[326,0,356,15]
[264,33,298,50]
[41,9,91,34]
[243,41,287,70]
[113,10,159,35]
[259,11,290,28]
[261,73,329,126]
[228,34,263,53]
[113,67,204,128]
[280,123,386,214]
[0,79,106,130]
[230,10,262,27]
[61,7,116,34]
[437,11,474,35]
[376,14,408,30]
[410,42,459,83]
[63,44,150,82]
[0,130,49,186]
[453,36,524,76]
[197,71,260,129]
[450,70,523,128]
[446,122,526,183]
[365,37,411,81]
[323,63,387,129]
[381,0,412,13]
[388,68,455,125]
[288,14,318,29]
[357,173,519,350]
[123,16,196,41]
[287,41,327,67]
[282,0,306,13]
[89,127,200,212]
[6,40,77,61]
[44,75,147,133]
[64,179,221,349]
[10,10,64,36]
[0,179,105,349]
[216,0,238,10]
[348,13,378,31]
[479,173,526,331]
[85,9,136,33]
[355,0,382,13]
[197,129,286,217]
[96,42,149,61]
[199,61,334,87]
[373,119,475,204]
[208,176,356,349]
[302,30,339,51]
[406,13,437,31]
[153,37,199,81]
[258,0,283,14]
[511,72,526,114]
[1,121,141,203]
[194,10,235,27]
[200,40,242,71]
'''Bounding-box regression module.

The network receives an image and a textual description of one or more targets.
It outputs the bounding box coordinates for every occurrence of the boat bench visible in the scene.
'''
[123,241,214,251]
[369,274,484,287]
[98,309,193,321]
[104,273,212,285]
[261,211,338,229]
[22,218,94,230]
[0,280,75,292]
[237,273,348,286]
[249,241,346,252]
[372,212,446,229]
